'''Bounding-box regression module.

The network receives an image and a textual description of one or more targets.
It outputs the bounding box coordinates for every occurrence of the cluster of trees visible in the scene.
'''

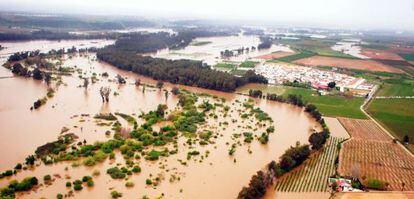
[11,63,48,82]
[257,37,273,49]
[220,46,257,58]
[248,89,263,98]
[308,129,330,150]
[263,92,305,107]
[283,80,312,89]
[0,177,38,198]
[97,48,267,92]
[8,51,41,62]
[238,143,310,199]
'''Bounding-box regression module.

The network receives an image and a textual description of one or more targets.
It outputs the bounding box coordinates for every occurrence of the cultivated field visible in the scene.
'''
[256,51,295,60]
[293,55,404,74]
[338,139,414,190]
[324,117,350,139]
[337,118,391,141]
[376,83,414,97]
[367,98,414,152]
[338,117,414,191]
[275,137,345,192]
[361,49,404,61]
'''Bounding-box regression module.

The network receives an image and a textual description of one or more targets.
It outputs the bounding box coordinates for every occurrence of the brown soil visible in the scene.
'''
[337,118,391,141]
[388,45,414,54]
[361,49,404,61]
[338,118,414,191]
[293,56,404,74]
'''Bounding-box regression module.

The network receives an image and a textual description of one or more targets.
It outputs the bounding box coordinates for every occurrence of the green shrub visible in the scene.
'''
[106,167,126,179]
[43,174,52,182]
[366,178,386,190]
[73,183,83,191]
[86,180,94,187]
[111,190,122,198]
[14,163,22,170]
[132,166,141,173]
[82,176,92,182]
[125,181,134,187]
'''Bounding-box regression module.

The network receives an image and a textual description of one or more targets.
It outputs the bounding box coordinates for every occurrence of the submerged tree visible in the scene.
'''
[171,87,180,95]
[44,73,52,85]
[156,104,168,117]
[32,68,43,80]
[83,78,89,89]
[100,87,111,103]
[135,79,141,87]
[116,74,126,84]
[156,80,164,90]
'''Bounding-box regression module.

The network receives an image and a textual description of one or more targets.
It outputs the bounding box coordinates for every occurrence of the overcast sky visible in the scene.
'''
[2,0,414,30]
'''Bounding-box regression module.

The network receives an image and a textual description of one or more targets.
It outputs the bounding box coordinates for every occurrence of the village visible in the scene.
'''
[253,62,375,96]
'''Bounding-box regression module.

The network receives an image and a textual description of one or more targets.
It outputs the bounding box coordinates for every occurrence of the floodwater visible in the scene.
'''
[149,33,293,65]
[69,27,175,35]
[331,39,369,59]
[0,39,115,70]
[0,40,319,198]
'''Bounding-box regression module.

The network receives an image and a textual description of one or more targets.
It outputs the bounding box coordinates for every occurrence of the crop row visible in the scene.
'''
[275,137,345,192]
[338,118,391,141]
[339,139,414,190]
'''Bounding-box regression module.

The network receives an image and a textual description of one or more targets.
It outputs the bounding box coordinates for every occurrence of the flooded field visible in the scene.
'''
[149,33,293,65]
[331,39,368,59]
[0,40,319,198]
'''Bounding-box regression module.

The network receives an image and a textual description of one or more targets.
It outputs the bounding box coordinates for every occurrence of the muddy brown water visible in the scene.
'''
[0,40,320,198]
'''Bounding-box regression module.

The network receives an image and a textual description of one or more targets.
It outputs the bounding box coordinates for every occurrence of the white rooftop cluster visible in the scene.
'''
[255,63,374,91]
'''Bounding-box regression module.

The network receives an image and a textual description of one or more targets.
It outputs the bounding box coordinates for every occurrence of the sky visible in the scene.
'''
[2,0,414,30]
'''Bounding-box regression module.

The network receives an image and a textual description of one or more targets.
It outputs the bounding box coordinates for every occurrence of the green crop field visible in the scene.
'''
[214,62,236,71]
[277,51,316,62]
[277,38,357,60]
[377,83,414,96]
[275,137,345,192]
[313,48,357,59]
[237,85,366,119]
[239,61,259,68]
[367,99,414,144]
[399,53,414,61]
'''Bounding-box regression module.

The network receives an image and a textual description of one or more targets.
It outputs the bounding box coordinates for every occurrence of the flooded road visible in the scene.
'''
[0,39,319,198]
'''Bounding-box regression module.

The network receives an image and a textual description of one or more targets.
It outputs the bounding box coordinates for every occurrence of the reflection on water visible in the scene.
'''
[0,40,318,198]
